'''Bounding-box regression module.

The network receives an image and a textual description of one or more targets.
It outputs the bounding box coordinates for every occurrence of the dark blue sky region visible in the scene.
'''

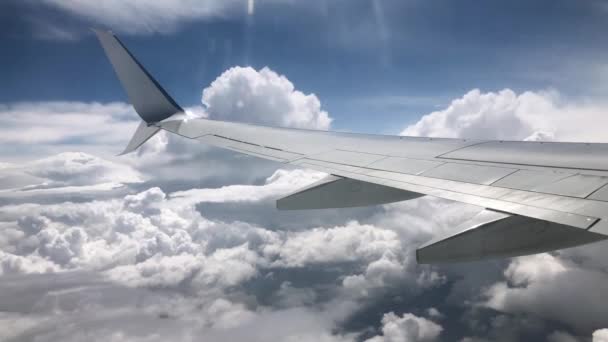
[2,0,608,133]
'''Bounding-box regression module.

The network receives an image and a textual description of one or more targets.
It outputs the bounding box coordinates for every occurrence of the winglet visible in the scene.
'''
[94,29,183,124]
[94,29,183,154]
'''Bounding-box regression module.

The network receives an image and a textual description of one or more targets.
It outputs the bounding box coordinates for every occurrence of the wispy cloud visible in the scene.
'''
[36,0,270,35]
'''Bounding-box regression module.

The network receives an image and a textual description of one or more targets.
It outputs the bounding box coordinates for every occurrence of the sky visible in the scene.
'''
[3,1,608,341]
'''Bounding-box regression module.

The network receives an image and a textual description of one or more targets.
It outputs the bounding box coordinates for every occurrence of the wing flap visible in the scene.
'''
[277,175,422,210]
[417,209,607,264]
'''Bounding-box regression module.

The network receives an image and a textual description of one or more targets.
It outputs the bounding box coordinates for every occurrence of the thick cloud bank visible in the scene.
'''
[0,151,452,341]
[8,151,608,340]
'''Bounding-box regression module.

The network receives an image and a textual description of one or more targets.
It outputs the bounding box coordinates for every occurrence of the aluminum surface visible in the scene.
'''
[417,210,607,264]
[441,141,608,171]
[277,175,422,210]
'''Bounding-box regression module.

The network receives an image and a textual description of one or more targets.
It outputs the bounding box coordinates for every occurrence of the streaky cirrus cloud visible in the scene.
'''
[39,0,254,35]
[0,101,138,160]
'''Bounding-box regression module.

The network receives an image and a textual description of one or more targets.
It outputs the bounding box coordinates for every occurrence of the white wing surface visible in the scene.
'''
[94,30,608,263]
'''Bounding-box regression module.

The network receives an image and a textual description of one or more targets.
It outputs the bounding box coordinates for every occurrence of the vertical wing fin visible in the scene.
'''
[93,29,183,123]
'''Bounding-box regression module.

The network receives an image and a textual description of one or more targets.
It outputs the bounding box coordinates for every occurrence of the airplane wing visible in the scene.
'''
[94,30,608,264]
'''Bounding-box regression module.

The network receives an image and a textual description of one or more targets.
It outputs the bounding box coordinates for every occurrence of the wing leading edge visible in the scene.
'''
[94,30,608,263]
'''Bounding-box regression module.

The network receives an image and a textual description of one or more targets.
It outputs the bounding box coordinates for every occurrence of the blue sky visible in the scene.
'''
[3,0,608,134]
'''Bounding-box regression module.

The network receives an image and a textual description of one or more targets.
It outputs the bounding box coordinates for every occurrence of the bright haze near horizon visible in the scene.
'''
[2,1,608,341]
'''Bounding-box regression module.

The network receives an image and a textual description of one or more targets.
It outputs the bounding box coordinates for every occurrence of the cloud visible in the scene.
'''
[365,312,443,342]
[0,101,137,160]
[0,146,467,341]
[401,88,608,142]
[0,102,135,145]
[481,253,608,331]
[0,271,358,342]
[547,330,581,342]
[0,152,142,203]
[25,152,142,186]
[39,0,250,35]
[594,329,608,342]
[273,222,400,267]
[168,169,327,207]
[0,250,59,276]
[426,308,443,320]
[0,163,442,300]
[203,66,332,130]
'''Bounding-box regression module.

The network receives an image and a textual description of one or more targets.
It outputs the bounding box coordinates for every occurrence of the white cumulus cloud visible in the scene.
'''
[0,146,468,341]
[481,253,608,331]
[401,88,608,142]
[594,329,608,342]
[203,66,332,130]
[366,312,443,342]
